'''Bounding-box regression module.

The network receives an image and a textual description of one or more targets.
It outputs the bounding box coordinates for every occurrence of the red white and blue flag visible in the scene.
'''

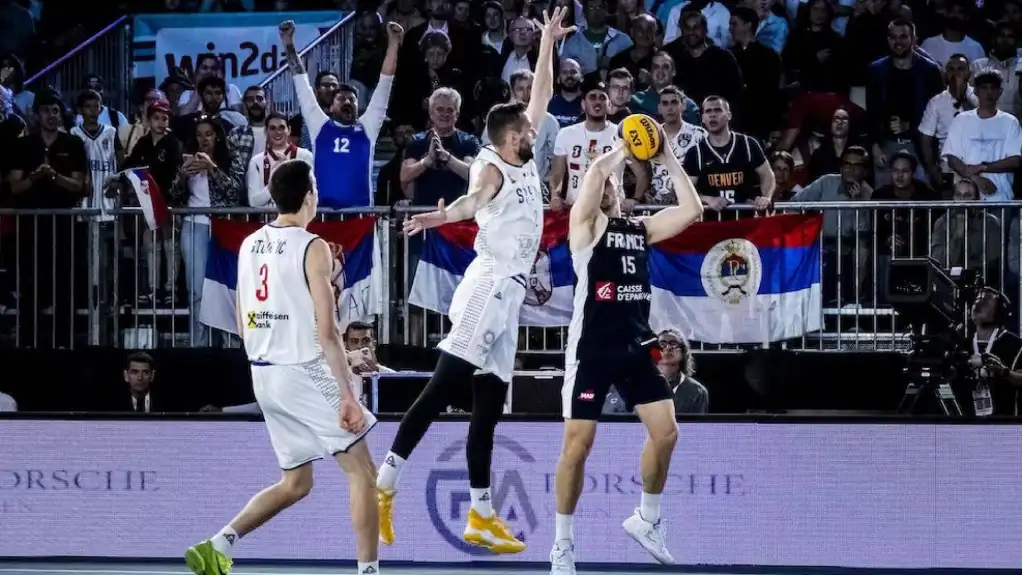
[410,212,822,343]
[199,218,384,334]
[409,212,575,326]
[124,168,169,230]
[648,213,823,343]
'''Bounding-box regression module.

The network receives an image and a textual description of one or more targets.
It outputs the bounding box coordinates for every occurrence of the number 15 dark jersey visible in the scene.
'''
[566,217,655,364]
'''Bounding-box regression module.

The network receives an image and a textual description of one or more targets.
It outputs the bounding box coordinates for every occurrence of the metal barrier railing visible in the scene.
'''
[1,202,1019,351]
[23,16,132,118]
[259,13,357,119]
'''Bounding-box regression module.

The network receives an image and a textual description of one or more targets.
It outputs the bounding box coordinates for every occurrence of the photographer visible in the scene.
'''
[968,287,1022,417]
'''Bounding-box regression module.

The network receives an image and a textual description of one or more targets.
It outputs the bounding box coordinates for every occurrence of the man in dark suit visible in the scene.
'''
[123,351,164,413]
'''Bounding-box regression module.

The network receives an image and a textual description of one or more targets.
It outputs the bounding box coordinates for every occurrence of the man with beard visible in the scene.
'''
[548,58,584,128]
[920,0,985,68]
[283,19,402,208]
[683,96,774,218]
[972,22,1019,118]
[290,72,340,149]
[376,8,572,554]
[7,90,87,346]
[550,77,649,211]
[550,124,704,574]
[228,86,269,170]
[663,11,744,129]
[172,76,247,138]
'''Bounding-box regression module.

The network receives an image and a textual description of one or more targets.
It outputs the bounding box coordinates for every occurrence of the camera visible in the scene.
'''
[886,258,983,415]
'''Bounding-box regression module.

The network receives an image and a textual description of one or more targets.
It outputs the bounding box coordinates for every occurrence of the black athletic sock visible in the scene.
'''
[390,352,477,459]
[467,374,509,488]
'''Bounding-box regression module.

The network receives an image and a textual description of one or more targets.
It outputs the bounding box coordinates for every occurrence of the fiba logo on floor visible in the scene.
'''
[425,435,539,554]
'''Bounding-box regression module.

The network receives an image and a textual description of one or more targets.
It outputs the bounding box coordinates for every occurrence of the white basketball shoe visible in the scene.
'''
[549,540,577,574]
[622,508,675,564]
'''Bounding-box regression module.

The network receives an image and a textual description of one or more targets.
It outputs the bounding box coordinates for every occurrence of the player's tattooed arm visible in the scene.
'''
[279,20,305,76]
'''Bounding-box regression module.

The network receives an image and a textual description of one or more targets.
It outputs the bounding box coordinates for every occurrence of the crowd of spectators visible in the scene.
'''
[7,0,1022,348]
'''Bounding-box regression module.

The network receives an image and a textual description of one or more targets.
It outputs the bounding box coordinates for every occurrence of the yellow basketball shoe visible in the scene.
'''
[378,488,396,545]
[463,508,527,554]
[184,540,232,575]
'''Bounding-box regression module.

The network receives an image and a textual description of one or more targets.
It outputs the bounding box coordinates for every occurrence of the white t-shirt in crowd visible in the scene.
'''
[187,173,212,225]
[553,120,620,204]
[250,125,266,156]
[920,34,986,68]
[246,147,315,207]
[919,87,978,171]
[650,122,706,204]
[942,109,1022,202]
[665,0,731,48]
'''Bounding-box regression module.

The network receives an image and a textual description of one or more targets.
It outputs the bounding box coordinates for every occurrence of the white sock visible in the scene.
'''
[211,525,239,558]
[470,487,493,517]
[640,491,661,523]
[555,513,574,543]
[376,451,406,492]
[357,560,380,574]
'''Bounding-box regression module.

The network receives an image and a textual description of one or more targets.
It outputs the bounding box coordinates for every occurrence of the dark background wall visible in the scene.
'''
[1,347,910,414]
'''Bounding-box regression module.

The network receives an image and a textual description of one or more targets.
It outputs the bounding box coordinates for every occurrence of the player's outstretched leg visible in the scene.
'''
[549,419,597,575]
[376,352,477,545]
[336,440,382,574]
[622,399,678,565]
[185,466,313,575]
[461,374,525,554]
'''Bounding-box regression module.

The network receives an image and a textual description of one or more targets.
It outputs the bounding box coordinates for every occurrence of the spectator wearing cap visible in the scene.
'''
[866,20,943,187]
[943,69,1022,203]
[603,330,708,415]
[729,6,783,143]
[548,58,585,128]
[177,54,243,115]
[159,69,192,116]
[74,74,128,128]
[119,89,169,156]
[663,10,744,128]
[630,52,699,125]
[919,54,976,190]
[559,0,633,76]
[118,98,183,306]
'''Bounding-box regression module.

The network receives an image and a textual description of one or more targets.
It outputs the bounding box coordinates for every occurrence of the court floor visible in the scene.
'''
[0,562,747,575]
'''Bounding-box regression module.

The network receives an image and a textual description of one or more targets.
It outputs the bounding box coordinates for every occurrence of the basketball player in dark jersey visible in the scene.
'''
[683,96,775,219]
[548,130,704,574]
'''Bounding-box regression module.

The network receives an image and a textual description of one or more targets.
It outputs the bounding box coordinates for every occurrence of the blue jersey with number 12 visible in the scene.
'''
[293,73,394,208]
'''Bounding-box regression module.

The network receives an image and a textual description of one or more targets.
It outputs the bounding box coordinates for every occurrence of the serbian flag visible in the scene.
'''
[199,218,384,334]
[648,214,823,344]
[409,212,574,326]
[125,168,169,230]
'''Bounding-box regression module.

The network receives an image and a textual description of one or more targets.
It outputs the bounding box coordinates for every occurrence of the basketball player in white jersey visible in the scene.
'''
[184,160,381,575]
[549,127,704,574]
[375,7,575,555]
[72,89,120,218]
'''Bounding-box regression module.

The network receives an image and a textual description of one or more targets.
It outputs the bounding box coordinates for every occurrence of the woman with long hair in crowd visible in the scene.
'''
[168,115,242,346]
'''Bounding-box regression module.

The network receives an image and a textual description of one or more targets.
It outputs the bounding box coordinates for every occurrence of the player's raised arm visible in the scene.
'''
[569,142,629,245]
[644,136,705,245]
[526,7,575,130]
[305,237,362,416]
[403,161,502,235]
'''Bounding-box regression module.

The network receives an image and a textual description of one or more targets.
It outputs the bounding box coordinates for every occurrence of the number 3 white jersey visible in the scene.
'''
[468,146,544,280]
[237,225,323,365]
[553,121,620,204]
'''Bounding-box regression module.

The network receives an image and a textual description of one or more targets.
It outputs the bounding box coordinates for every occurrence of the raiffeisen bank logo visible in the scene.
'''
[426,434,539,554]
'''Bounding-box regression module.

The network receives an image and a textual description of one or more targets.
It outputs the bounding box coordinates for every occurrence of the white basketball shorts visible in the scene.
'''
[251,361,377,470]
[437,274,526,383]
